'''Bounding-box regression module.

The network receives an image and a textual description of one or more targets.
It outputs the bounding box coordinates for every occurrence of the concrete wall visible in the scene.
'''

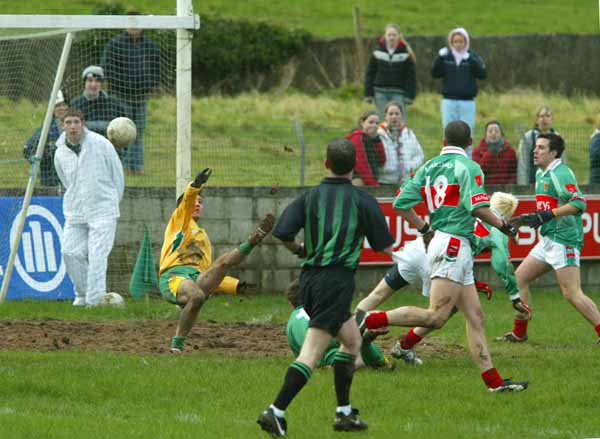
[108,184,600,296]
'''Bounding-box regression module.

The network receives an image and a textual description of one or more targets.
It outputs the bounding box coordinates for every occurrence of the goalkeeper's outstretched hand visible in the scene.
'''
[499,219,518,239]
[191,168,212,188]
[511,210,554,229]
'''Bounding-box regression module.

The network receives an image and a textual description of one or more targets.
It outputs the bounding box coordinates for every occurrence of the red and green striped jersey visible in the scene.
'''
[535,159,586,249]
[393,146,490,239]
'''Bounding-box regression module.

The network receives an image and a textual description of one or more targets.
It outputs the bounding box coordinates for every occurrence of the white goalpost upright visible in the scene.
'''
[0,2,199,303]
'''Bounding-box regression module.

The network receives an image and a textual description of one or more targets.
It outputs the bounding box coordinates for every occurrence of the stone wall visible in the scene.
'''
[108,184,600,295]
[273,34,600,96]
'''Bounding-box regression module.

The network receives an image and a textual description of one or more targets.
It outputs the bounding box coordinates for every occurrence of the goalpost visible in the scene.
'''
[0,2,199,303]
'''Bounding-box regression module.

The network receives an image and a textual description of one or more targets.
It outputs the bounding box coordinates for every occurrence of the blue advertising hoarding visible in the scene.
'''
[0,196,74,300]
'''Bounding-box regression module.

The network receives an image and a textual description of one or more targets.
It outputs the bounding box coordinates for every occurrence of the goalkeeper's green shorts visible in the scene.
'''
[159,265,200,304]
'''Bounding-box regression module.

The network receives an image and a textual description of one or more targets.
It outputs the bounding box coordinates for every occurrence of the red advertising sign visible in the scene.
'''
[360,196,600,265]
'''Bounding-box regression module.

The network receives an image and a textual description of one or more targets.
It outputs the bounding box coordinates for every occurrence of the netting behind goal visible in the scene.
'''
[0,28,176,300]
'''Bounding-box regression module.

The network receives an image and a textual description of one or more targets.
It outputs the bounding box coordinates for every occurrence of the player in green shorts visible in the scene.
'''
[285,279,392,370]
[364,121,528,392]
[500,133,600,343]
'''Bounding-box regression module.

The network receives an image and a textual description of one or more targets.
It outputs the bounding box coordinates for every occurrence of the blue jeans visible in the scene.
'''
[374,87,407,121]
[124,101,147,171]
[441,98,476,135]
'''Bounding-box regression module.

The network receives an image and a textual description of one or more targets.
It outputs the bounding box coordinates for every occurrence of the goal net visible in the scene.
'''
[0,26,177,301]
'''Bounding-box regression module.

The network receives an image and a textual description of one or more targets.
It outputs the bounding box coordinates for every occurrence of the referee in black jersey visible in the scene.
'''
[258,138,394,437]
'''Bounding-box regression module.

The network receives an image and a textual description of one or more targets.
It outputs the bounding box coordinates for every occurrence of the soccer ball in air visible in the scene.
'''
[101,292,125,307]
[107,117,137,148]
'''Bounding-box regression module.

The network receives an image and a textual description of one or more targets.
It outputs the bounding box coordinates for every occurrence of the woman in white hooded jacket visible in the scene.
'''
[377,101,424,185]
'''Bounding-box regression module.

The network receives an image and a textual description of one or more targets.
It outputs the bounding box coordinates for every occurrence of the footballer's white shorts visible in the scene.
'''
[529,236,580,269]
[427,231,474,286]
[391,237,431,296]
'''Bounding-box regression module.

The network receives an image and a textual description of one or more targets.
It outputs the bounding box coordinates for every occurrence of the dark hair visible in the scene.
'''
[176,193,202,208]
[285,278,301,308]
[62,107,85,122]
[384,100,403,117]
[327,138,356,175]
[484,120,503,136]
[537,132,565,158]
[357,109,378,128]
[444,120,471,148]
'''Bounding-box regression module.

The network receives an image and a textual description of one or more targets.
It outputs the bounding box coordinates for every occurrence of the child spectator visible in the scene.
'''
[473,120,517,184]
[377,101,423,185]
[346,110,386,186]
[516,105,557,185]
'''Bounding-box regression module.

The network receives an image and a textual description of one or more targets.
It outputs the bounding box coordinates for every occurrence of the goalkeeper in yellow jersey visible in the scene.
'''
[159,168,275,353]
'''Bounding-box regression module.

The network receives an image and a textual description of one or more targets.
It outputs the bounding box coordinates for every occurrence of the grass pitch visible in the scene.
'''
[1,289,599,438]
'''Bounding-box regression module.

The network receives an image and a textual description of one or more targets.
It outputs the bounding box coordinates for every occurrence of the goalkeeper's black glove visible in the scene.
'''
[511,210,554,229]
[418,223,435,250]
[499,219,518,239]
[191,168,212,188]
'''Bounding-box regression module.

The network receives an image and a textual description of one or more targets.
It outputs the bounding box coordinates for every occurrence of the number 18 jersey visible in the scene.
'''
[393,146,490,239]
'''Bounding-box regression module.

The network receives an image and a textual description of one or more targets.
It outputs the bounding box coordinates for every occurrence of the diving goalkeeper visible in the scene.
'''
[159,168,275,353]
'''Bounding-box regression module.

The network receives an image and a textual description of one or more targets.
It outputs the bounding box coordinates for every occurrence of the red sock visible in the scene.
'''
[401,328,423,350]
[481,368,504,389]
[513,319,529,338]
[364,312,388,330]
[594,324,600,338]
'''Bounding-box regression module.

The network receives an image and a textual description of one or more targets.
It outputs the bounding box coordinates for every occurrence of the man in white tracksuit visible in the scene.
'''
[54,108,124,306]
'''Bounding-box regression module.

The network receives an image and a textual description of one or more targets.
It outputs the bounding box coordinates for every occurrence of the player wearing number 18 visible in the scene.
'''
[499,133,600,344]
[365,121,528,392]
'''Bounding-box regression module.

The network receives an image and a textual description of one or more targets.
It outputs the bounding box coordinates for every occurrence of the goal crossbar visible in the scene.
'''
[0,15,200,30]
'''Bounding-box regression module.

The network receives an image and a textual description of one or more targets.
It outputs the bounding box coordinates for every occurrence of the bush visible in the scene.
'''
[193,15,312,95]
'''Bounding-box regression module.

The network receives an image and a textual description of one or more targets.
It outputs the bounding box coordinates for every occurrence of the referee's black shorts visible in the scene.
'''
[299,265,355,337]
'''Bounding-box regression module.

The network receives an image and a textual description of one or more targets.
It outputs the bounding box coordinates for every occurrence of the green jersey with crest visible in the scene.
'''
[393,146,490,239]
[535,159,586,249]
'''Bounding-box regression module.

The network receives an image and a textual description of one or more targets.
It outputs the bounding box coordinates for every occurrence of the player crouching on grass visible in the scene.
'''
[355,192,531,366]
[158,168,274,353]
[285,279,393,371]
[362,121,528,392]
[499,133,600,344]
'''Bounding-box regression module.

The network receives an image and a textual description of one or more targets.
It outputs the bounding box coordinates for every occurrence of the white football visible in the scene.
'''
[107,117,137,148]
[101,292,125,307]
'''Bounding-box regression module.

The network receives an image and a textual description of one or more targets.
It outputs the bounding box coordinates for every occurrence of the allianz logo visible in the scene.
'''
[21,220,58,273]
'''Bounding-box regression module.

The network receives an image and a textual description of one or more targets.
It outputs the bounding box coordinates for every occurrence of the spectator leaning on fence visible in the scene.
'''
[101,10,161,175]
[23,90,67,188]
[432,27,487,138]
[516,105,557,185]
[588,112,600,184]
[346,110,386,187]
[70,65,129,139]
[376,100,424,186]
[473,120,517,185]
[364,23,416,120]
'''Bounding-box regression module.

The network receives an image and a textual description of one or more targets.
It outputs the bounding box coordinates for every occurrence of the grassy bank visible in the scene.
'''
[1,89,598,188]
[0,0,595,38]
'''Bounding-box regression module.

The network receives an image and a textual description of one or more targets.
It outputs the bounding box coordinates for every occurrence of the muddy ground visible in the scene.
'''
[0,319,466,358]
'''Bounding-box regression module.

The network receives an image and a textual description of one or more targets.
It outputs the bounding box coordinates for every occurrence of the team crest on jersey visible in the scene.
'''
[475,175,482,186]
[543,181,549,191]
[565,183,577,193]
